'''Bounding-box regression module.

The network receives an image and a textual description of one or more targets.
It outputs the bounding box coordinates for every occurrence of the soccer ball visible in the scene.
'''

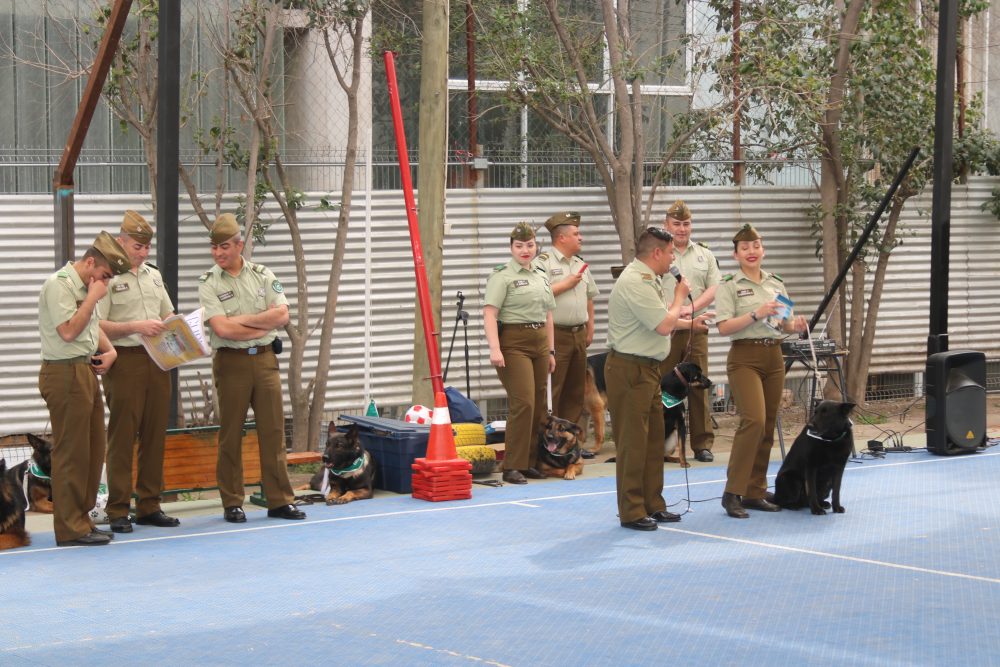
[404,404,434,425]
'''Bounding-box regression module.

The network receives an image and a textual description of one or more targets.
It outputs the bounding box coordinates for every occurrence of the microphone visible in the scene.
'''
[669,266,683,282]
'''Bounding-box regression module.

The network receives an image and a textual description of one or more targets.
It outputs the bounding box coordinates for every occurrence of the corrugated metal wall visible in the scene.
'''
[3,179,999,434]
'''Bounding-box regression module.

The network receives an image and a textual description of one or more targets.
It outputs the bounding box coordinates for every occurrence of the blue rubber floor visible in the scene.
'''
[3,450,1000,666]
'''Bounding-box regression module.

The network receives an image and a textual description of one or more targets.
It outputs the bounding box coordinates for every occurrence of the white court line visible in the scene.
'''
[510,502,541,508]
[660,525,1000,585]
[4,449,997,558]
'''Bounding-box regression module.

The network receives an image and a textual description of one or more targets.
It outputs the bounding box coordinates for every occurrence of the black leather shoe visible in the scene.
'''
[621,516,658,531]
[722,492,749,519]
[521,468,546,480]
[267,504,306,520]
[57,532,112,547]
[502,469,527,484]
[109,517,133,534]
[650,510,681,523]
[224,506,247,523]
[580,449,596,459]
[136,510,181,527]
[92,526,115,538]
[764,491,776,503]
[742,496,781,512]
[694,449,714,463]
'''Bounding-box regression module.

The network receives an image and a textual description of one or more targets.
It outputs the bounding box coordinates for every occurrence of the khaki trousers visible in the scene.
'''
[661,329,714,451]
[495,326,547,471]
[38,361,106,542]
[550,326,588,424]
[725,342,785,498]
[213,349,294,509]
[606,351,667,523]
[104,348,171,519]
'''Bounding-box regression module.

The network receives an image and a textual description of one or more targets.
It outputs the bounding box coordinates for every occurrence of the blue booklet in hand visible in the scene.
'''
[765,294,794,332]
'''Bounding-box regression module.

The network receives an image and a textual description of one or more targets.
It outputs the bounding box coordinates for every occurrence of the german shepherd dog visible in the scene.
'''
[0,459,30,550]
[300,423,375,505]
[536,416,586,480]
[7,434,54,513]
[584,353,712,466]
[772,400,856,515]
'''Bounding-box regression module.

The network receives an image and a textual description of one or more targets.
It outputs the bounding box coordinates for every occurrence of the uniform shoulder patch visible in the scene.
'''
[271,279,283,293]
[722,274,734,282]
[198,271,211,283]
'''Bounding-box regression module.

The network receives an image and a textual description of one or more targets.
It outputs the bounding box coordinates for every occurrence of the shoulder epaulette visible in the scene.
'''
[56,270,69,279]
[198,271,211,283]
[145,261,158,271]
[575,254,586,262]
[537,252,549,261]
[492,264,505,272]
[697,242,710,250]
[534,266,547,275]
[772,273,784,283]
[252,264,267,274]
[722,274,734,282]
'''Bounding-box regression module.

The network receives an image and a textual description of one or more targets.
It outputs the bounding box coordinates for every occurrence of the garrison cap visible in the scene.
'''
[210,213,241,245]
[666,199,691,221]
[544,211,581,233]
[92,231,131,275]
[121,210,153,244]
[510,221,536,242]
[732,223,761,244]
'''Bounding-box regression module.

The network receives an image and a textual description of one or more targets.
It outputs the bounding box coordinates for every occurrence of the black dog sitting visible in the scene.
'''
[300,423,375,505]
[10,434,54,514]
[772,400,856,515]
[661,361,713,467]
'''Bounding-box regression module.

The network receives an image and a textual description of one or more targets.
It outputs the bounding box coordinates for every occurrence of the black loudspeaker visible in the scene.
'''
[925,350,987,455]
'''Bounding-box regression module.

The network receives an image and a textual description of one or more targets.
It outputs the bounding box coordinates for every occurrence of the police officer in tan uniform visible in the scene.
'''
[661,200,721,462]
[98,211,180,533]
[484,222,556,485]
[198,214,305,523]
[715,224,807,518]
[606,227,709,530]
[38,231,130,546]
[533,211,599,430]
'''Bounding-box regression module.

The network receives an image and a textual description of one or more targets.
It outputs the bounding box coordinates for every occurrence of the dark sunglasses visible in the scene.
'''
[645,226,673,243]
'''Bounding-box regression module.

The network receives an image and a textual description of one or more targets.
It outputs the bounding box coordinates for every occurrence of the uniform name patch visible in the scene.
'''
[514,279,529,287]
[551,268,563,276]
[736,288,754,298]
[218,290,235,302]
[112,283,130,293]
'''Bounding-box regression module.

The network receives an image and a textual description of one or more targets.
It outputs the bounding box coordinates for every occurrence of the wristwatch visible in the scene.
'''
[549,350,556,356]
[749,311,759,322]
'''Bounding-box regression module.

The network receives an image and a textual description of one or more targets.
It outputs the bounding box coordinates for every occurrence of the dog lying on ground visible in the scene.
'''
[8,434,54,513]
[536,416,586,480]
[0,459,30,550]
[299,423,375,505]
[771,400,856,515]
[659,361,713,468]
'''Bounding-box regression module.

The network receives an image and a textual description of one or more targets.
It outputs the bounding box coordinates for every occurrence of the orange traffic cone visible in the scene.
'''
[425,391,458,460]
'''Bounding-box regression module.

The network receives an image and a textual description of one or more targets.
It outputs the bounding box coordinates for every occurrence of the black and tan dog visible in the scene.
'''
[537,416,586,480]
[660,361,713,468]
[299,423,375,505]
[581,351,610,451]
[772,400,856,515]
[0,459,30,550]
[7,434,54,514]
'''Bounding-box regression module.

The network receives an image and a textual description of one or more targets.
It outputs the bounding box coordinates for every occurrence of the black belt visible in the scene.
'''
[555,324,586,333]
[217,345,271,355]
[733,338,782,347]
[502,322,545,330]
[608,349,662,367]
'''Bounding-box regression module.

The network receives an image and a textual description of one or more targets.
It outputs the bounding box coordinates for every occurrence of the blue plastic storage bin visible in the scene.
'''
[337,415,430,493]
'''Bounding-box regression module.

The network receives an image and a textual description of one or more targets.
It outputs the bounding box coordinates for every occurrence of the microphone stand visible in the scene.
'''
[443,291,472,397]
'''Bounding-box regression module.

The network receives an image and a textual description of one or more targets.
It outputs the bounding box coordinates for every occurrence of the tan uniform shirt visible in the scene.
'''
[606,259,671,361]
[484,259,556,323]
[97,263,174,347]
[667,241,721,317]
[715,269,792,340]
[198,260,288,349]
[38,262,99,360]
[533,248,599,326]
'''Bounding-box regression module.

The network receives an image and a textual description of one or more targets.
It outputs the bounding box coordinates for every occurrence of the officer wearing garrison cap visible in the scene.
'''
[533,211,599,438]
[715,224,806,519]
[38,230,130,546]
[198,213,305,523]
[483,221,556,485]
[98,211,180,534]
[661,199,721,462]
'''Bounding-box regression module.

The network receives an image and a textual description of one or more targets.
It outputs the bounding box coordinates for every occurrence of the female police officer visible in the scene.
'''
[715,224,807,518]
[483,222,556,484]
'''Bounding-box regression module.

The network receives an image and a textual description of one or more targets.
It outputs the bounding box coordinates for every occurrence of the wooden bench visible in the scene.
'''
[287,451,322,466]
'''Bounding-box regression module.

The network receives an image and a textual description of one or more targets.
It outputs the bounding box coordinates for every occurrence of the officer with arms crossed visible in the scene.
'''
[606,227,709,531]
[533,211,599,436]
[98,211,181,533]
[38,231,130,546]
[198,213,305,523]
[661,200,721,462]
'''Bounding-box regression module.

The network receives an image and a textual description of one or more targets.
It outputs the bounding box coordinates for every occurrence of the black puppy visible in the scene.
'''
[772,400,856,515]
[9,434,54,513]
[0,459,30,550]
[661,361,713,467]
[301,423,375,505]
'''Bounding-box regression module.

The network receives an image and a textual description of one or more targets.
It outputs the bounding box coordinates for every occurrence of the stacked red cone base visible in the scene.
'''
[411,391,473,501]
